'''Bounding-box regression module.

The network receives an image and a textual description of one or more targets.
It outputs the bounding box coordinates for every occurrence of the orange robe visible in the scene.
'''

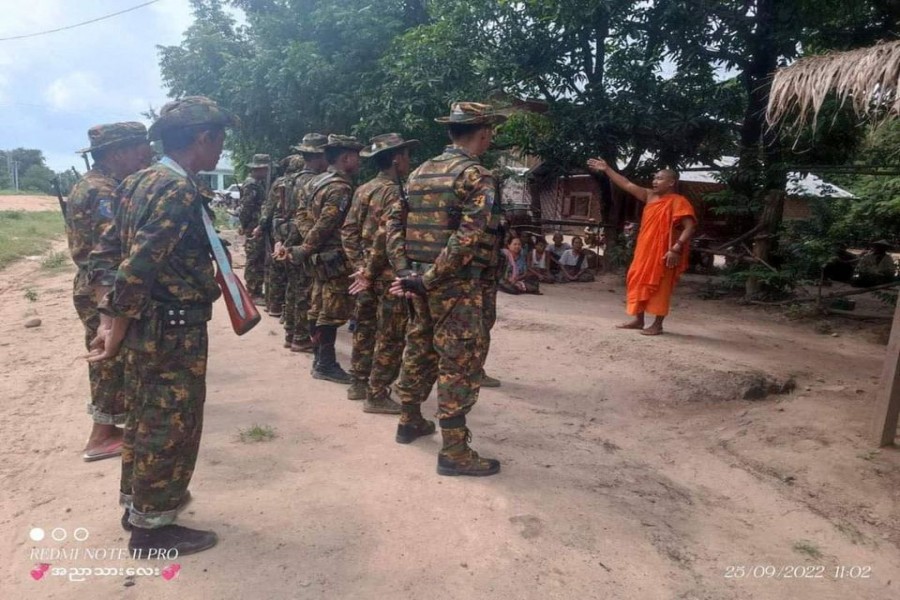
[626,194,696,317]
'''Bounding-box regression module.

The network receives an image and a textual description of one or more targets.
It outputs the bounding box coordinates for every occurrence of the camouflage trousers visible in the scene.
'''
[309,274,353,327]
[367,282,409,400]
[350,288,378,382]
[119,319,208,529]
[283,263,311,339]
[72,291,126,425]
[265,255,287,310]
[480,276,498,368]
[395,277,484,420]
[244,235,266,296]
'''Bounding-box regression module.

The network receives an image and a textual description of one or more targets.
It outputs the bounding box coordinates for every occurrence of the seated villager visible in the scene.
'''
[499,237,541,294]
[527,237,555,283]
[853,240,897,287]
[547,231,570,275]
[556,236,595,283]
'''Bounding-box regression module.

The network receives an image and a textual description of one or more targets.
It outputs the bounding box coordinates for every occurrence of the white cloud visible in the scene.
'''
[44,71,103,112]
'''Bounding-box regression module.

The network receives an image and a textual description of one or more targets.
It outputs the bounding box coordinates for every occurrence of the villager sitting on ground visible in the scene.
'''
[547,231,570,276]
[500,237,541,294]
[853,240,897,287]
[527,237,555,284]
[556,236,595,283]
[587,158,696,336]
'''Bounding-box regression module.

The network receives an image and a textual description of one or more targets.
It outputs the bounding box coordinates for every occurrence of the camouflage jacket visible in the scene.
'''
[284,169,320,245]
[385,145,493,288]
[260,175,286,234]
[89,158,221,321]
[65,163,121,296]
[341,173,399,274]
[238,175,266,231]
[296,166,353,257]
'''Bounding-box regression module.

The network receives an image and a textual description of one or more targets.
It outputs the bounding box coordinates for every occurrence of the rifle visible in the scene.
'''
[53,176,67,220]
[396,173,417,317]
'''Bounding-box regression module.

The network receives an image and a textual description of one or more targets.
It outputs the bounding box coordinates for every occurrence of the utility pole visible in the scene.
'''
[13,159,19,191]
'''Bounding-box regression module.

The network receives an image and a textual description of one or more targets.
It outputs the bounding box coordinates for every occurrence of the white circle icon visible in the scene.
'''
[29,528,45,542]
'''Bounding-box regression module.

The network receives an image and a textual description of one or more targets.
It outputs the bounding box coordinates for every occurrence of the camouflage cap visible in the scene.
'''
[77,121,148,154]
[359,133,420,158]
[291,133,328,154]
[435,102,507,126]
[323,134,364,152]
[247,153,271,168]
[147,95,239,140]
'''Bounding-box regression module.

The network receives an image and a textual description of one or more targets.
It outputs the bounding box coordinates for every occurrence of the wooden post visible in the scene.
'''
[872,296,900,446]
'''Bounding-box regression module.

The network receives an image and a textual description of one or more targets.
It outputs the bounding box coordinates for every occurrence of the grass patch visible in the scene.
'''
[0,189,48,196]
[40,250,69,270]
[23,288,38,302]
[0,210,65,269]
[238,424,277,443]
[792,540,823,559]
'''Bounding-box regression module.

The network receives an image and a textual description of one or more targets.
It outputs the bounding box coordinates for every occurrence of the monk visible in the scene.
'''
[587,158,696,335]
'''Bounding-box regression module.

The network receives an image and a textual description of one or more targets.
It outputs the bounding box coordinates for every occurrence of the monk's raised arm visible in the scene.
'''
[586,158,649,203]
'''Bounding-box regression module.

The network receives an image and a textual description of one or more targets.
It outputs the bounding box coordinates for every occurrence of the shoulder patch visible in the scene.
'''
[97,197,115,219]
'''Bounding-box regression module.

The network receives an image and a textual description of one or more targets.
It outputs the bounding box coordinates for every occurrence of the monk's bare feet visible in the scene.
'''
[640,324,664,336]
[616,318,644,330]
[84,424,123,454]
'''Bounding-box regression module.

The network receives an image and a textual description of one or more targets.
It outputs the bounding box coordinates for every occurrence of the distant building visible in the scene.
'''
[198,151,235,191]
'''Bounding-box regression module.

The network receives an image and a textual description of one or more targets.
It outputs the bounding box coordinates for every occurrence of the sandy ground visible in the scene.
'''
[0,194,60,212]
[1,217,899,598]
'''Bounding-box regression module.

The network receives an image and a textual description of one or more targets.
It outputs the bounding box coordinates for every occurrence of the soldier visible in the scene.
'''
[258,155,301,317]
[278,133,328,352]
[88,95,239,555]
[388,102,505,477]
[67,122,152,461]
[238,153,270,303]
[275,135,362,383]
[343,133,418,412]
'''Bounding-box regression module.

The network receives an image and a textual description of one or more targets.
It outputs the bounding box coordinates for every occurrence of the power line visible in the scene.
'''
[0,0,162,42]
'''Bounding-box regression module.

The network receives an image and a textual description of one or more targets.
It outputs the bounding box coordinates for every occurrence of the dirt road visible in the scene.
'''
[0,194,60,212]
[1,233,898,599]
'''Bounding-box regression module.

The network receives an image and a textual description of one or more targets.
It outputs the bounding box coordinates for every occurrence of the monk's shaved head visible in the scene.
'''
[658,169,679,181]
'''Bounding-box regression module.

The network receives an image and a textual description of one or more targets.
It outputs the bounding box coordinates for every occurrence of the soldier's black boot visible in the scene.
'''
[312,326,352,384]
[395,404,435,443]
[363,388,402,414]
[437,418,500,477]
[284,333,294,349]
[347,378,367,401]
[309,323,320,375]
[129,524,218,558]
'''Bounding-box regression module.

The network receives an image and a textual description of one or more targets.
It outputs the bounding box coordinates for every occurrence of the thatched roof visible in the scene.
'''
[766,39,900,130]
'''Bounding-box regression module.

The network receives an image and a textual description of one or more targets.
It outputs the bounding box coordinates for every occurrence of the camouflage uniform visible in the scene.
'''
[67,153,135,426]
[388,145,498,421]
[289,135,362,381]
[341,173,396,394]
[387,102,506,476]
[90,155,222,528]
[261,157,300,314]
[238,166,267,297]
[281,174,317,347]
[296,166,355,327]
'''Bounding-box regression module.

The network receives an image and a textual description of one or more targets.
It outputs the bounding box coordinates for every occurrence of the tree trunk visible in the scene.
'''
[745,189,785,298]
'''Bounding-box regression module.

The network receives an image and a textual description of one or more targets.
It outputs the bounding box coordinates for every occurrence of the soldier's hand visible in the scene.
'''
[252,226,263,238]
[348,272,371,295]
[587,158,609,173]
[272,241,287,261]
[391,275,426,297]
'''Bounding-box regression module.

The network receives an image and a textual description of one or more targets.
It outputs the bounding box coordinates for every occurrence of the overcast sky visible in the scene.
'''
[0,0,212,172]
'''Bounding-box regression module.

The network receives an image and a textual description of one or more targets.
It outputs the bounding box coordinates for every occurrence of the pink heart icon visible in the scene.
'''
[161,564,180,581]
[38,563,50,572]
[30,568,44,581]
